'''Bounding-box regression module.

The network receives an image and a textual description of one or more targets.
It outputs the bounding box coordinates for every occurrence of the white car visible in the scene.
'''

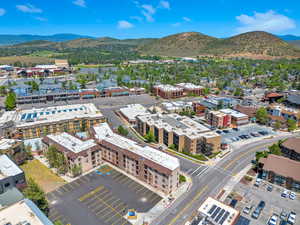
[288,212,296,224]
[281,189,289,198]
[243,205,252,214]
[268,214,278,225]
[254,178,262,187]
[289,192,296,200]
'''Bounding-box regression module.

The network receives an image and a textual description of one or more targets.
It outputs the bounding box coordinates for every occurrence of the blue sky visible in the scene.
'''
[0,0,299,38]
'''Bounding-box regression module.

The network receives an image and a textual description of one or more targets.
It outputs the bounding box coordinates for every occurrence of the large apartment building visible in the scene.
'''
[153,84,184,99]
[0,103,105,139]
[219,109,249,127]
[205,110,231,129]
[42,133,102,177]
[136,113,221,156]
[91,123,180,194]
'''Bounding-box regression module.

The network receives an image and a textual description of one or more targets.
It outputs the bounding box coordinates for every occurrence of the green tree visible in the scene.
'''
[45,145,68,174]
[268,143,282,156]
[117,125,129,136]
[144,131,155,143]
[256,107,268,125]
[287,119,297,132]
[5,91,16,111]
[179,174,186,183]
[23,178,49,215]
[71,164,82,177]
[274,120,281,130]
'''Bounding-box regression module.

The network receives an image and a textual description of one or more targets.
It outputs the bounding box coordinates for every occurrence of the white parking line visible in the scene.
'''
[196,167,209,177]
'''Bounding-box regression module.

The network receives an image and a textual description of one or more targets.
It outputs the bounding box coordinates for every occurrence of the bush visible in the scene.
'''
[179,174,186,183]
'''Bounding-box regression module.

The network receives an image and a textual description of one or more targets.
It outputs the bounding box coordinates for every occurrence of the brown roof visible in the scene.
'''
[235,105,257,118]
[268,115,286,122]
[265,93,284,98]
[281,137,300,154]
[259,154,300,181]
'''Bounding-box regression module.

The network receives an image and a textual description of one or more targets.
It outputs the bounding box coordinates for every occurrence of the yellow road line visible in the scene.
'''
[223,143,272,170]
[94,195,125,221]
[78,185,104,202]
[95,205,110,215]
[110,198,121,206]
[168,185,208,225]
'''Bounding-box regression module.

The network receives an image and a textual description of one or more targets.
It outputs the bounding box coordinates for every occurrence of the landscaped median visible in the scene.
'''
[167,148,207,164]
[21,159,66,193]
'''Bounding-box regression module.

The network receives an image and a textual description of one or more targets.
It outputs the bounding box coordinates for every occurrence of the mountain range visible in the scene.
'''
[0,31,300,59]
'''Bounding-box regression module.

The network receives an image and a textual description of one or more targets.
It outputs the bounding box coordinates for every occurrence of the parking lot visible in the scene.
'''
[46,165,162,225]
[228,179,300,225]
[217,124,275,144]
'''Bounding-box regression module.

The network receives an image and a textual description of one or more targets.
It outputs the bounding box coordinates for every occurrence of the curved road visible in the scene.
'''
[153,133,300,225]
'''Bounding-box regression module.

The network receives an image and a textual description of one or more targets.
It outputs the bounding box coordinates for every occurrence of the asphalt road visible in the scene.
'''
[153,133,300,225]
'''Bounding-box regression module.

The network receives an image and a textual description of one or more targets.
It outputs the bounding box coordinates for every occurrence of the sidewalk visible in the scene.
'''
[218,164,252,202]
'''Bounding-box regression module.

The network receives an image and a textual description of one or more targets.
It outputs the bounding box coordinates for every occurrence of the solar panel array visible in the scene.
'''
[207,204,231,225]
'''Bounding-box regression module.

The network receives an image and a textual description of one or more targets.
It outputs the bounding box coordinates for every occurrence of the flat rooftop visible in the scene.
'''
[154,84,183,92]
[0,139,20,150]
[198,197,239,225]
[220,109,248,119]
[46,133,98,154]
[119,104,150,121]
[137,113,219,139]
[0,199,54,225]
[0,154,23,180]
[0,103,103,128]
[176,83,204,89]
[93,123,180,171]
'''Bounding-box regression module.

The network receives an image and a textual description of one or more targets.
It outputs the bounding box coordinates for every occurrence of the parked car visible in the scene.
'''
[280,211,288,220]
[229,199,238,208]
[254,178,262,187]
[216,130,222,134]
[289,192,296,200]
[287,212,296,224]
[233,128,239,131]
[251,207,261,219]
[243,205,252,214]
[267,184,273,192]
[281,189,289,198]
[223,130,229,133]
[280,220,288,225]
[268,214,278,225]
[252,201,265,219]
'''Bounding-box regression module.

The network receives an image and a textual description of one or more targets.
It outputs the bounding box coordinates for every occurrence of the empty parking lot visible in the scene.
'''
[46,165,162,225]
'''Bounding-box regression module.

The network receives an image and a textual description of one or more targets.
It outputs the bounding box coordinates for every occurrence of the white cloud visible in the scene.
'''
[159,1,170,9]
[73,0,86,7]
[118,20,134,29]
[35,17,47,21]
[16,4,42,13]
[183,17,191,22]
[0,8,6,16]
[141,4,156,14]
[236,10,296,33]
[141,4,156,22]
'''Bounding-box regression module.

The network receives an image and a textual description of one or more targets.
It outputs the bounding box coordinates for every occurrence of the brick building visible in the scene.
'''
[205,110,231,129]
[220,109,249,127]
[91,123,180,194]
[136,113,221,156]
[153,84,184,99]
[176,83,204,96]
[42,133,102,177]
[0,103,105,139]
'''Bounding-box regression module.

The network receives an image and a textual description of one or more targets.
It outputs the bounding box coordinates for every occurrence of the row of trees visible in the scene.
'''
[45,145,68,175]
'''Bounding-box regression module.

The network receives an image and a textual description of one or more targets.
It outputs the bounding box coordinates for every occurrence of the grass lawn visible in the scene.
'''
[21,159,66,193]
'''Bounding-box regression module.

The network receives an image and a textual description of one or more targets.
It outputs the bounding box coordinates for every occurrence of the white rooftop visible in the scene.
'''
[0,154,23,179]
[176,83,204,89]
[154,84,183,92]
[0,139,20,150]
[220,108,248,119]
[0,199,54,225]
[137,113,219,139]
[46,133,97,154]
[93,123,180,171]
[119,104,150,121]
[0,103,103,128]
[198,197,239,225]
